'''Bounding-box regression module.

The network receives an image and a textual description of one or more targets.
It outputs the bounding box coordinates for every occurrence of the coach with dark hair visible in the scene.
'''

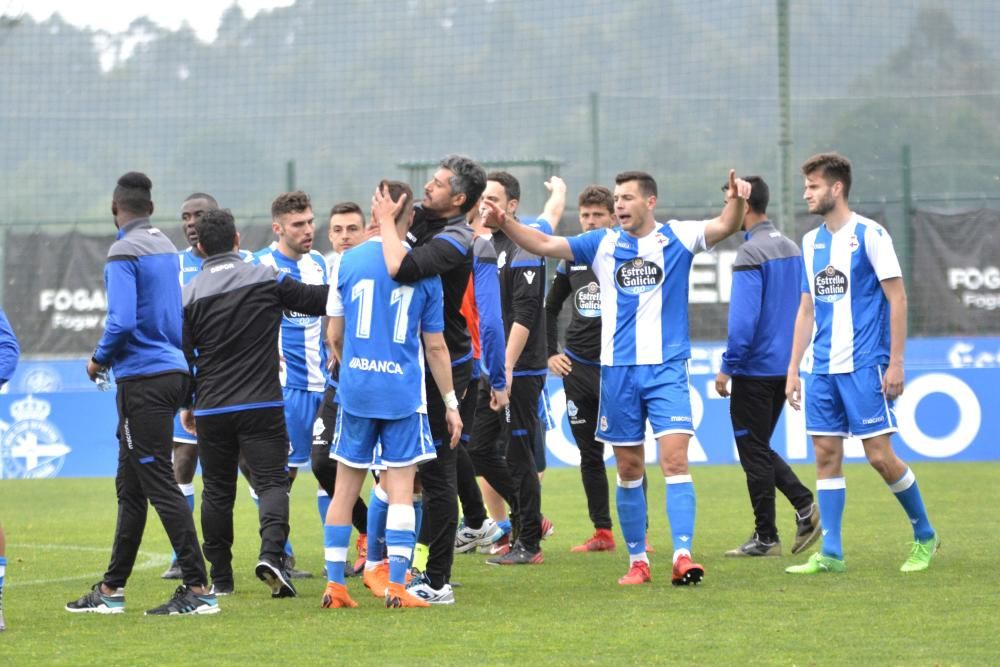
[179,208,331,599]
[67,172,218,616]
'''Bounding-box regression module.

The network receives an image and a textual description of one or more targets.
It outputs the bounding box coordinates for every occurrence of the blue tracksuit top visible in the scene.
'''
[93,217,188,380]
[721,220,803,378]
[0,308,19,385]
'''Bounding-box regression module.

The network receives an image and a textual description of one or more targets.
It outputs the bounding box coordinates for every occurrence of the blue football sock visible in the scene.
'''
[817,477,846,559]
[889,468,934,541]
[616,476,647,560]
[665,475,696,555]
[323,525,351,584]
[366,485,389,563]
[317,488,331,525]
[1,555,7,592]
[386,504,416,585]
[497,519,512,535]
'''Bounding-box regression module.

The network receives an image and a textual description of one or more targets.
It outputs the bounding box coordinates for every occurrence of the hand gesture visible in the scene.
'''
[726,169,752,201]
[481,199,507,230]
[371,184,407,231]
[544,176,567,196]
[714,371,731,398]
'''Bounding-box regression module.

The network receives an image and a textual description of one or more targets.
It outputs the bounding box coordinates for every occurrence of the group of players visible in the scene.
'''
[54,149,938,618]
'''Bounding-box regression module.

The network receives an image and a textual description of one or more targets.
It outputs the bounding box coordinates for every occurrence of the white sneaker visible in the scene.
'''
[454,518,502,553]
[406,576,455,605]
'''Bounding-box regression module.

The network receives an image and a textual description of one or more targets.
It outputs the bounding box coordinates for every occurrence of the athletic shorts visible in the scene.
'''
[330,409,436,469]
[805,365,898,439]
[283,386,324,467]
[173,412,197,445]
[596,361,693,445]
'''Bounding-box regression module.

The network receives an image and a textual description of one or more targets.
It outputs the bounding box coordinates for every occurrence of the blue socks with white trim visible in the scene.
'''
[889,467,934,541]
[616,476,647,564]
[817,477,846,559]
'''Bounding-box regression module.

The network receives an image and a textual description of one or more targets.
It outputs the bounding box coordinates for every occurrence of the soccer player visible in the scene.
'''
[254,191,330,578]
[481,168,751,585]
[321,180,462,609]
[162,192,253,582]
[0,306,19,632]
[180,208,332,599]
[785,153,938,575]
[313,202,370,573]
[544,185,619,552]
[713,176,820,558]
[459,171,550,565]
[373,155,485,602]
[68,172,217,616]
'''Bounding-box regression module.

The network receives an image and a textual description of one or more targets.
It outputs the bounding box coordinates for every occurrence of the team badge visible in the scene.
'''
[0,395,71,479]
[599,415,608,432]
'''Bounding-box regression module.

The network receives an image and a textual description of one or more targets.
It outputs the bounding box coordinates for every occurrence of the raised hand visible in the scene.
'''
[371,183,407,230]
[726,169,752,201]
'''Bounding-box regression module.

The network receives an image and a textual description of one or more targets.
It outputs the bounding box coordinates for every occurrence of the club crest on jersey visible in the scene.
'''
[599,415,608,431]
[573,282,601,318]
[814,265,848,303]
[614,258,664,295]
[848,234,860,252]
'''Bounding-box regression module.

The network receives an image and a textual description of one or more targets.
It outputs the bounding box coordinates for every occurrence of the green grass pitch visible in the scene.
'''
[1,462,998,665]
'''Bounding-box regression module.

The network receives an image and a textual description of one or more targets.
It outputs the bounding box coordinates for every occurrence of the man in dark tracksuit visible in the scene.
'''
[465,171,548,565]
[179,209,331,598]
[372,155,486,597]
[545,185,617,552]
[68,172,217,617]
[715,176,821,557]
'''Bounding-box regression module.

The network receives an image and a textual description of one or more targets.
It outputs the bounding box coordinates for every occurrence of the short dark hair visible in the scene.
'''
[380,180,414,226]
[578,185,614,213]
[801,152,852,200]
[113,171,153,216]
[271,191,311,218]
[196,208,237,256]
[487,171,520,203]
[440,154,487,214]
[184,192,218,207]
[722,175,769,215]
[329,201,365,225]
[614,171,657,198]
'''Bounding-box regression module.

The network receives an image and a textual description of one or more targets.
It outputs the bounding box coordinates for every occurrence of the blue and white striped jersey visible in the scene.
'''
[254,247,329,391]
[178,247,253,286]
[800,213,901,374]
[328,238,444,420]
[567,220,709,367]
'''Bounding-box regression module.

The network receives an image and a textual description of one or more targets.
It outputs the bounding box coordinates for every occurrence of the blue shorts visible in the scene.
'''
[284,387,324,467]
[173,413,197,445]
[596,361,693,445]
[805,365,898,438]
[330,409,436,469]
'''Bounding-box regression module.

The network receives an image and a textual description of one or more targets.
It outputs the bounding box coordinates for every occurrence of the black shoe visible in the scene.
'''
[255,560,297,598]
[485,542,543,565]
[792,502,822,555]
[284,554,313,579]
[65,583,125,614]
[160,560,183,580]
[210,581,234,596]
[724,533,782,557]
[145,585,220,615]
[344,560,359,578]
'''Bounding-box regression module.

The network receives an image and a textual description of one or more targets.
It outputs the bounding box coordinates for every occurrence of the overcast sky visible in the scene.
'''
[9,0,294,41]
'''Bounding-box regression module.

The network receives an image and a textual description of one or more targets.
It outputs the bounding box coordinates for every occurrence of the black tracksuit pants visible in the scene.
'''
[729,376,814,542]
[103,372,207,589]
[197,406,290,586]
[417,359,473,590]
[311,385,368,532]
[563,361,612,530]
[466,373,545,552]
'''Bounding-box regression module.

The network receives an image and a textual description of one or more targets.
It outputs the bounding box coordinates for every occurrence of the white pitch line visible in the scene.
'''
[5,543,172,587]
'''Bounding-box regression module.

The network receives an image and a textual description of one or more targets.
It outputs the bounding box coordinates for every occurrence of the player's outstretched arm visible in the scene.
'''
[422,330,462,448]
[881,276,907,400]
[539,176,567,233]
[483,200,573,261]
[704,169,751,248]
[785,292,814,411]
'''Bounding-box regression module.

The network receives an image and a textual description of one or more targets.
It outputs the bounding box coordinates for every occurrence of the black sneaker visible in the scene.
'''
[792,502,822,555]
[210,581,234,596]
[160,560,183,580]
[485,542,543,565]
[145,585,220,615]
[255,560,297,598]
[724,533,782,557]
[65,583,125,614]
[284,555,313,579]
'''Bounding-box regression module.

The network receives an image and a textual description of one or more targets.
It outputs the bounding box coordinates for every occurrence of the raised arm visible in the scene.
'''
[704,169,751,248]
[483,199,573,261]
[539,176,567,234]
[372,185,409,278]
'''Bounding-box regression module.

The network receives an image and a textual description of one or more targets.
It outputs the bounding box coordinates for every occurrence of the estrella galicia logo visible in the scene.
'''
[0,395,71,479]
[614,258,664,295]
[814,265,848,303]
[574,282,602,318]
[283,309,320,326]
